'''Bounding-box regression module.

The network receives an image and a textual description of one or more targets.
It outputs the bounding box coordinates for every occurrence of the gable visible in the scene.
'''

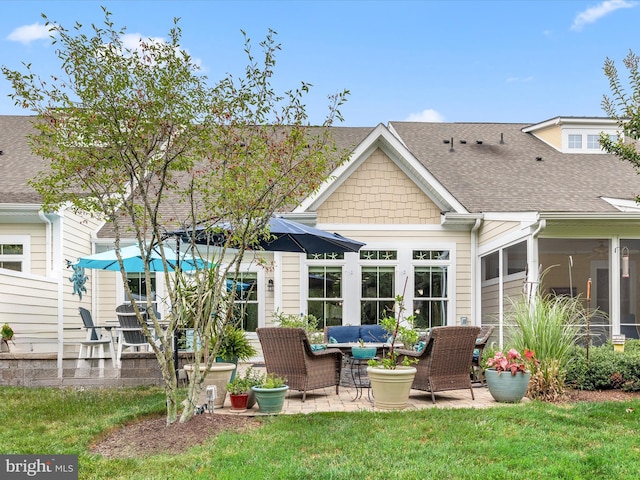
[316,147,442,224]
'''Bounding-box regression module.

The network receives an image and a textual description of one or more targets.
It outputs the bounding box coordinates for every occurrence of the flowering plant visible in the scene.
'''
[486,348,537,376]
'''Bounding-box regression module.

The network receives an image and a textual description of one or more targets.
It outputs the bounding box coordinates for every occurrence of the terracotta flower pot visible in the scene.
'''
[229,393,249,412]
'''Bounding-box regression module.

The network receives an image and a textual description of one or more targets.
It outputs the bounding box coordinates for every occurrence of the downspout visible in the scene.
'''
[529,219,546,299]
[471,218,482,326]
[40,210,64,379]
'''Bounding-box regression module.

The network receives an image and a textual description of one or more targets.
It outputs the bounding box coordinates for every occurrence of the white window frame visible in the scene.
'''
[0,235,30,274]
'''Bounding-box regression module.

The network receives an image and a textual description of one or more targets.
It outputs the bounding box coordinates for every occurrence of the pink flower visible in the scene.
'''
[485,348,536,376]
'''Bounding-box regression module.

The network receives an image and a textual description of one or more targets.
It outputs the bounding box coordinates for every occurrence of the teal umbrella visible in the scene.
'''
[73,244,205,272]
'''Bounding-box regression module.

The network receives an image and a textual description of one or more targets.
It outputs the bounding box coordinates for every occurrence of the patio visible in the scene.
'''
[212,363,511,415]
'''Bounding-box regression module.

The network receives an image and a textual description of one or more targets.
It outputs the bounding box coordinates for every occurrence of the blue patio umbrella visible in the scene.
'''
[169,216,365,254]
[73,244,206,272]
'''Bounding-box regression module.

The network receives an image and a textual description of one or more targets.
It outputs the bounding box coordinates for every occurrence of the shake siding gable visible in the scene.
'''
[316,148,442,225]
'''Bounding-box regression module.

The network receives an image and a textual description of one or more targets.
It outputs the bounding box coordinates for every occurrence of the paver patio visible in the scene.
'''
[213,364,515,416]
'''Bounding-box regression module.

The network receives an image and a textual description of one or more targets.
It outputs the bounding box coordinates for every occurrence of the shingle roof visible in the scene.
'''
[389,121,640,213]
[0,116,46,204]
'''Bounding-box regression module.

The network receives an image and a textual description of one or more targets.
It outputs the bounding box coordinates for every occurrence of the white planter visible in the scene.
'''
[183,362,236,408]
[367,366,417,410]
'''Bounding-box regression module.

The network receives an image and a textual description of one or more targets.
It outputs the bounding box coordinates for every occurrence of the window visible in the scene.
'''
[483,252,500,281]
[228,272,258,332]
[568,134,582,149]
[361,265,396,325]
[0,243,24,271]
[126,272,157,308]
[308,266,343,328]
[505,242,527,275]
[482,242,526,281]
[413,266,447,329]
[587,134,600,149]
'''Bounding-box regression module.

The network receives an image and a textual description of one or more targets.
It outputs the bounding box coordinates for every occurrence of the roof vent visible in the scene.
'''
[500,133,505,144]
[449,137,454,153]
[460,140,467,144]
[536,156,543,161]
[476,140,483,145]
[443,139,450,144]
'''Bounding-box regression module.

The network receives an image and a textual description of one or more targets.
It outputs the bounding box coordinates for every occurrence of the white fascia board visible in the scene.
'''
[315,222,452,232]
[522,117,618,133]
[601,197,640,212]
[539,211,640,221]
[295,124,467,214]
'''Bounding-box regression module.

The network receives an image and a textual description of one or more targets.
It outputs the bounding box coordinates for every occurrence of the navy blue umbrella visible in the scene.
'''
[170,216,365,254]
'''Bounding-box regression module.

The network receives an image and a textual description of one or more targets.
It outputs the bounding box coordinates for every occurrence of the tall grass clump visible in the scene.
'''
[507,289,585,401]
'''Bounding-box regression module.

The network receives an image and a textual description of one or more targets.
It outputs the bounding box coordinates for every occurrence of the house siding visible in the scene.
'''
[316,148,441,225]
[478,220,522,246]
[530,124,562,150]
[0,271,58,353]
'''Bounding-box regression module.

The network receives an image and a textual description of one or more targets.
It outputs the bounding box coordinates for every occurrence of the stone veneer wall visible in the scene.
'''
[0,352,194,388]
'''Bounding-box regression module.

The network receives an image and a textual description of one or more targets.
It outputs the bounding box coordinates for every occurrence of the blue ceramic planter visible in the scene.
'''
[251,385,289,413]
[485,369,530,403]
[351,346,377,359]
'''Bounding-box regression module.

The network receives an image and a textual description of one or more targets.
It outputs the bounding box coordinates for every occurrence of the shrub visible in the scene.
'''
[272,310,323,343]
[565,342,640,391]
[508,288,584,401]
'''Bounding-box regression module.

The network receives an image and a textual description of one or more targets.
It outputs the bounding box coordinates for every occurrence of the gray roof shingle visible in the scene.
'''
[0,116,46,204]
[389,121,640,213]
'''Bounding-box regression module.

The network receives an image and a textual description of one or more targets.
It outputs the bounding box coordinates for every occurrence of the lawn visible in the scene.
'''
[1,386,639,479]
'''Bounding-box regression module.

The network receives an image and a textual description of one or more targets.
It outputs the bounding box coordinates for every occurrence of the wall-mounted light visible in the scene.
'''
[622,247,630,278]
[268,279,274,292]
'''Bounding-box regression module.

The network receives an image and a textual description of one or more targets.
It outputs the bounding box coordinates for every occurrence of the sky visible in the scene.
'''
[1,0,639,127]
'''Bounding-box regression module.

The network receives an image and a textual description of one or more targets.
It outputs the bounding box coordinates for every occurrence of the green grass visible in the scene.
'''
[1,387,640,479]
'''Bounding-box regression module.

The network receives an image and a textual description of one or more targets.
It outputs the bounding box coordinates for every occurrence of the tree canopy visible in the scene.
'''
[2,7,349,423]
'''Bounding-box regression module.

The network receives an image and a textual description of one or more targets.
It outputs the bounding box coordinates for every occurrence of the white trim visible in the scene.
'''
[0,234,31,274]
[602,197,640,212]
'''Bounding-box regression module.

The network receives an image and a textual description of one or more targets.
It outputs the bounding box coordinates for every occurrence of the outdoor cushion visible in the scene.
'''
[326,325,361,343]
[359,324,389,342]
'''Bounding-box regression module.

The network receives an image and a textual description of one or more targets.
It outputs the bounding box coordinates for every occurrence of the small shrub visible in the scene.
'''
[564,343,640,391]
[272,310,323,343]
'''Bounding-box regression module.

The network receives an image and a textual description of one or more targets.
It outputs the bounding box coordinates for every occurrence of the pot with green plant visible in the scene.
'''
[227,376,251,412]
[251,372,288,414]
[366,280,418,410]
[1,323,14,352]
[214,324,257,381]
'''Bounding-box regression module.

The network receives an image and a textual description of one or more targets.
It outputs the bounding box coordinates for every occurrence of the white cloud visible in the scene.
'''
[119,33,203,69]
[405,108,444,122]
[7,22,56,45]
[571,0,637,31]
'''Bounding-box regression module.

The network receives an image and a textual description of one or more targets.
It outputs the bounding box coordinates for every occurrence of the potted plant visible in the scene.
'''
[214,324,257,381]
[366,282,418,410]
[1,323,14,352]
[251,372,289,414]
[351,338,377,359]
[227,376,251,412]
[484,348,537,403]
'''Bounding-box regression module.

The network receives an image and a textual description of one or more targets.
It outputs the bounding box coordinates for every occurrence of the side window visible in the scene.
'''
[0,243,24,271]
[228,272,258,332]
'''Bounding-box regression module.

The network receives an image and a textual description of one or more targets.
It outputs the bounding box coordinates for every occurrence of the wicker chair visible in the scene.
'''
[397,325,480,404]
[256,327,343,402]
[471,325,495,384]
